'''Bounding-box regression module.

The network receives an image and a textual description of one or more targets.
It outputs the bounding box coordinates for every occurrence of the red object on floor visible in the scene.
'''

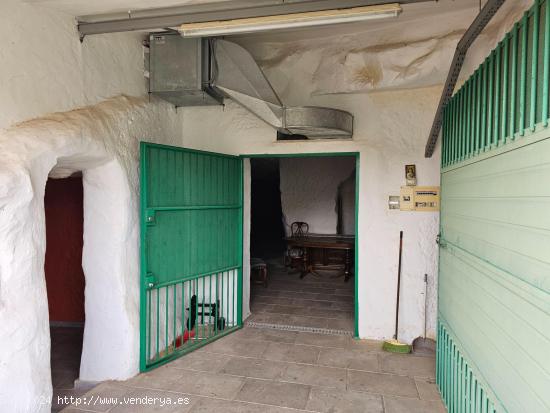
[174,330,195,348]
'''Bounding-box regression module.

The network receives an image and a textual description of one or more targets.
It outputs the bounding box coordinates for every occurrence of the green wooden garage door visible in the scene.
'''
[140,142,243,371]
[438,2,550,412]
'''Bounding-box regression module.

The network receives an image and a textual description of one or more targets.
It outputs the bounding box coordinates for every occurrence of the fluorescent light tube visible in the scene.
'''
[179,4,402,37]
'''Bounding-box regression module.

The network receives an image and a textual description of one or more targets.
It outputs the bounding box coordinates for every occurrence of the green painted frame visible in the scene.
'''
[139,142,244,372]
[243,152,360,338]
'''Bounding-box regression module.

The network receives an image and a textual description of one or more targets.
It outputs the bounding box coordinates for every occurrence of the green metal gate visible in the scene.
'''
[438,1,550,411]
[140,142,243,371]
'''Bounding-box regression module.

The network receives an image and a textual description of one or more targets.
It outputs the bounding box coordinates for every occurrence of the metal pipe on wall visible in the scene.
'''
[424,0,506,158]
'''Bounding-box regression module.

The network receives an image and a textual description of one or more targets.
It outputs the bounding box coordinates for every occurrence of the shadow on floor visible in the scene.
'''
[50,326,96,412]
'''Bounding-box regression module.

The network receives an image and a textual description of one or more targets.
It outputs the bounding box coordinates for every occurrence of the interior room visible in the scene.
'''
[1,1,548,412]
[44,176,87,411]
[248,156,357,334]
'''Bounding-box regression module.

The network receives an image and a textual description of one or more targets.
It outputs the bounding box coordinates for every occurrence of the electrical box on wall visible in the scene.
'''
[400,186,440,211]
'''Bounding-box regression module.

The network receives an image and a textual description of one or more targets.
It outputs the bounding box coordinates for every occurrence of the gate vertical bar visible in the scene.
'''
[501,34,509,143]
[237,159,244,326]
[481,61,487,150]
[494,45,501,146]
[462,81,467,159]
[139,142,148,371]
[487,52,494,150]
[475,68,481,153]
[520,13,528,136]
[543,0,550,126]
[531,0,540,131]
[466,79,472,157]
[510,23,518,138]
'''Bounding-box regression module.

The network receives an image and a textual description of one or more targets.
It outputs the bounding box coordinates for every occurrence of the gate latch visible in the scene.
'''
[145,209,156,225]
[145,272,155,289]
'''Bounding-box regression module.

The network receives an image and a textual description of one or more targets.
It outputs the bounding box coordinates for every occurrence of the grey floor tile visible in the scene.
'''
[292,298,334,309]
[250,304,272,313]
[380,353,436,378]
[308,308,354,320]
[235,378,311,409]
[317,347,379,371]
[247,312,291,325]
[306,387,384,413]
[295,332,350,349]
[169,351,230,373]
[125,367,185,390]
[219,357,287,380]
[334,289,354,296]
[282,363,347,389]
[266,304,303,315]
[197,337,269,358]
[348,339,384,352]
[254,328,299,344]
[232,327,298,344]
[261,342,321,364]
[414,377,442,401]
[189,397,296,413]
[383,395,447,413]
[325,318,354,332]
[253,296,296,306]
[348,370,419,398]
[287,315,329,329]
[165,370,245,399]
[109,388,195,412]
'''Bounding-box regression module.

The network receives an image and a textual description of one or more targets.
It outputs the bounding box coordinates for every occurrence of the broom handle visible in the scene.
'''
[395,231,403,340]
[424,273,428,339]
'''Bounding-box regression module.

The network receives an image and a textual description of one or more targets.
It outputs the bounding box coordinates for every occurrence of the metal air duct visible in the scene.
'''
[148,33,353,139]
[212,39,353,139]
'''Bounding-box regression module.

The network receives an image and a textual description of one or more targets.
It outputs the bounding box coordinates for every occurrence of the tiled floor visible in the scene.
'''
[60,326,445,413]
[249,259,355,333]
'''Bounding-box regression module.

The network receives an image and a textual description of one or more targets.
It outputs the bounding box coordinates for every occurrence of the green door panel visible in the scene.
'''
[140,142,243,371]
[438,2,550,411]
[438,136,550,413]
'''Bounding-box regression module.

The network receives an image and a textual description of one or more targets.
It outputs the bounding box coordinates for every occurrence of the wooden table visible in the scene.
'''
[285,234,355,281]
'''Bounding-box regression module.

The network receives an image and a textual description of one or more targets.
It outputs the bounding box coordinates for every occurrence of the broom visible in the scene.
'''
[383,230,411,353]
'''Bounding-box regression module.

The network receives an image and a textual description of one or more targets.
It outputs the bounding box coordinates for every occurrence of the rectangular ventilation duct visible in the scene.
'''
[148,34,223,106]
[148,33,353,139]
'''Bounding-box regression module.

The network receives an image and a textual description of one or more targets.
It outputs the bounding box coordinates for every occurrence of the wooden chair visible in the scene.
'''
[285,222,309,271]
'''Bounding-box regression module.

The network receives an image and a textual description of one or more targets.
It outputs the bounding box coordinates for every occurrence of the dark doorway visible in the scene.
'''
[250,159,286,259]
[248,155,357,335]
[44,175,85,411]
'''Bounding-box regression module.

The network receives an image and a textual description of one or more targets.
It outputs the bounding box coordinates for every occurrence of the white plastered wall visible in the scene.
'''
[279,157,356,235]
[0,96,181,412]
[0,1,182,411]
